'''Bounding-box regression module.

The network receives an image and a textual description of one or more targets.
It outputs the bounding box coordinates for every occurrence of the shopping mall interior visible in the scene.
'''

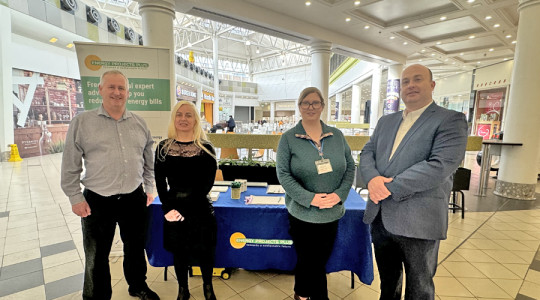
[1,0,540,299]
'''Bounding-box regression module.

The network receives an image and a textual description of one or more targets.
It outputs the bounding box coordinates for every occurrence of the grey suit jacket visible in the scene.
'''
[360,102,468,240]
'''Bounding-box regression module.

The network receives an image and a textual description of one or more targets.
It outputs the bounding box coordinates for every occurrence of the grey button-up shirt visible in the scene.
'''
[61,105,154,205]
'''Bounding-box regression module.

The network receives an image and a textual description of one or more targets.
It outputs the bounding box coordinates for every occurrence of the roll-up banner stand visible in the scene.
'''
[74,42,172,144]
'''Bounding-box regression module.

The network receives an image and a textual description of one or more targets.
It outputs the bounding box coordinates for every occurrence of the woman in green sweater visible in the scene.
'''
[277,87,355,300]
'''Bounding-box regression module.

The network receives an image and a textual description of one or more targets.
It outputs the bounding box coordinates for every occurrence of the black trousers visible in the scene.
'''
[81,185,149,300]
[288,213,339,300]
[371,213,440,300]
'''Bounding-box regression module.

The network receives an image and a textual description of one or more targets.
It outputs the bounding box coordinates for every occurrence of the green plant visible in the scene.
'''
[48,140,65,154]
[218,157,276,168]
[231,181,242,188]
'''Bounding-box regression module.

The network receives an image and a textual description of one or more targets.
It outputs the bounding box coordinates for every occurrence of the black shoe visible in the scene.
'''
[129,287,160,300]
[203,284,216,300]
[177,286,190,300]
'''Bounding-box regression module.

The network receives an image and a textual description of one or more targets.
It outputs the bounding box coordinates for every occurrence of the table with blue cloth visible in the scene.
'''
[145,187,374,285]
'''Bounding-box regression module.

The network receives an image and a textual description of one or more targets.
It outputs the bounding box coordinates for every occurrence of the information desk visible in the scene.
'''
[145,187,374,285]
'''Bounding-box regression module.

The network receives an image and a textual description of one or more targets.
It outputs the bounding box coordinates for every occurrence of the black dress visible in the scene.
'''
[154,139,217,265]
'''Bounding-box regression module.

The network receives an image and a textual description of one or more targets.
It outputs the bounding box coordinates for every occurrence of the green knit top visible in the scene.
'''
[276,120,355,223]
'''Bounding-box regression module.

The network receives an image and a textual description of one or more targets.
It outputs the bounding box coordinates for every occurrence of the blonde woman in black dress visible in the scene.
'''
[155,101,218,300]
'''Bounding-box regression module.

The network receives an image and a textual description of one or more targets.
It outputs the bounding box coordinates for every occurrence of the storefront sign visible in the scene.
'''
[176,84,197,101]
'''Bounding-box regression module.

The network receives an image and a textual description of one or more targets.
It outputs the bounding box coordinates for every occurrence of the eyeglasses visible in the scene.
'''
[300,101,322,109]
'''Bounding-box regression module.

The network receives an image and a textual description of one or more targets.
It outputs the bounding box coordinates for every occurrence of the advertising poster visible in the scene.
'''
[75,42,172,142]
[384,78,400,115]
[12,69,83,158]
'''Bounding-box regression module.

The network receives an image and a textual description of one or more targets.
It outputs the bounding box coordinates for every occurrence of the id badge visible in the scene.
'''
[315,158,333,174]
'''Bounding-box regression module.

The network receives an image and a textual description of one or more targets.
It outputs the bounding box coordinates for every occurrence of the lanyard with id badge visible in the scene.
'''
[310,139,333,175]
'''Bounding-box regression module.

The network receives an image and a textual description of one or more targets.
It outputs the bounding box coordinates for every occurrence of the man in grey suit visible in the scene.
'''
[360,64,468,300]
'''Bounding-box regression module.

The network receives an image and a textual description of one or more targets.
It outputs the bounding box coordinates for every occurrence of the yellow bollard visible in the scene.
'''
[8,144,23,162]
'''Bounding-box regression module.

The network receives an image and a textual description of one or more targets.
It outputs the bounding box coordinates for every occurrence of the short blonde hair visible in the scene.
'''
[157,101,216,162]
[297,87,325,107]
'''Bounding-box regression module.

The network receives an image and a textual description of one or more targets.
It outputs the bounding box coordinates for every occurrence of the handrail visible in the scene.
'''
[208,133,484,152]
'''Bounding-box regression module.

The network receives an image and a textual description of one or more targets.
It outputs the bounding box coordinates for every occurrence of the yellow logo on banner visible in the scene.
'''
[85,55,102,71]
[230,232,247,249]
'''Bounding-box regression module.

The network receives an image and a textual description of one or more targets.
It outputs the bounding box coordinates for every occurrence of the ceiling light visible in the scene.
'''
[66,43,74,48]
[354,0,360,5]
[431,53,435,56]
[468,35,475,39]
[345,17,351,22]
[256,47,260,54]
[460,52,464,55]
[187,42,192,47]
[261,58,264,62]
[364,25,370,29]
[503,58,509,61]
[403,42,408,45]
[436,41,442,45]
[505,34,512,38]
[444,58,449,61]
[403,25,409,29]
[305,1,311,6]
[440,16,447,21]
[489,48,494,51]
[419,59,423,62]
[452,62,456,65]
[389,36,395,40]
[493,24,500,28]
[421,49,426,52]
[485,15,492,20]
[245,40,251,46]
[512,40,517,44]
[467,0,475,2]
[49,37,58,43]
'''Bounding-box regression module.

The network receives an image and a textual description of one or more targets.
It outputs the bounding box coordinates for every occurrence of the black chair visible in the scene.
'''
[449,167,471,219]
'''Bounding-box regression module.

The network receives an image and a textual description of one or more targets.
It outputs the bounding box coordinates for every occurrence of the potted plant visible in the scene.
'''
[231,181,242,199]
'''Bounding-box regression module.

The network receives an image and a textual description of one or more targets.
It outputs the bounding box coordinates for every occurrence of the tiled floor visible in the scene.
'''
[0,152,539,300]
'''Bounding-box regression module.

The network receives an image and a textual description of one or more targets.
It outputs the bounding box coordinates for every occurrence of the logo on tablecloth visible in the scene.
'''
[229,232,293,249]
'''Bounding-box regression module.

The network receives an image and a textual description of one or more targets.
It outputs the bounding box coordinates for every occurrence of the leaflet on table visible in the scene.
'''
[245,195,285,205]
[266,185,285,194]
[214,181,268,187]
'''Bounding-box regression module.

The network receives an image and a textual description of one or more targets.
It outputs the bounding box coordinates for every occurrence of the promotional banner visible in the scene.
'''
[384,78,400,115]
[75,42,171,112]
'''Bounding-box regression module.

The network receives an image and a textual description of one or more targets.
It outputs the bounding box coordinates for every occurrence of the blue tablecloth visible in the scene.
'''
[145,187,374,284]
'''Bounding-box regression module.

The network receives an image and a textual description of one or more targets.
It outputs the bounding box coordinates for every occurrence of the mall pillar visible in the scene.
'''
[351,84,362,123]
[310,40,332,122]
[369,66,383,134]
[335,92,342,121]
[270,102,275,124]
[138,0,175,107]
[0,5,14,160]
[494,0,540,200]
[196,85,203,115]
[212,34,220,124]
[384,64,402,115]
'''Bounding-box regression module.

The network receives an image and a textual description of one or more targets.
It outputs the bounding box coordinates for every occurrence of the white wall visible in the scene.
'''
[329,60,376,96]
[254,65,311,101]
[12,34,81,79]
[434,71,473,97]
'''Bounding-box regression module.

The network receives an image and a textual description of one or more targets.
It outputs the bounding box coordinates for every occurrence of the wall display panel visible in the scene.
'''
[12,68,83,158]
[473,87,506,139]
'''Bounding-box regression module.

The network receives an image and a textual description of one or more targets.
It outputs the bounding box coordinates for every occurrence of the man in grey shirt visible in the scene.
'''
[61,70,159,300]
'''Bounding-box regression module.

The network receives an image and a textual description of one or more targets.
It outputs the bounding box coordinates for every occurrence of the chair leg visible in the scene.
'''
[452,191,457,213]
[459,191,465,219]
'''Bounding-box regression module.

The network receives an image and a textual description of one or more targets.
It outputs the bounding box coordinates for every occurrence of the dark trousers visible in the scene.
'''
[288,214,339,300]
[371,213,440,300]
[81,185,149,300]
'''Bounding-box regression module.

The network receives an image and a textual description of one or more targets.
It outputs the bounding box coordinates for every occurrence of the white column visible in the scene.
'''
[369,66,383,134]
[384,64,403,115]
[212,33,220,124]
[196,85,203,115]
[494,0,540,200]
[231,92,236,118]
[0,5,13,160]
[351,84,362,123]
[270,102,275,124]
[309,40,332,123]
[138,0,175,106]
[335,93,342,121]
